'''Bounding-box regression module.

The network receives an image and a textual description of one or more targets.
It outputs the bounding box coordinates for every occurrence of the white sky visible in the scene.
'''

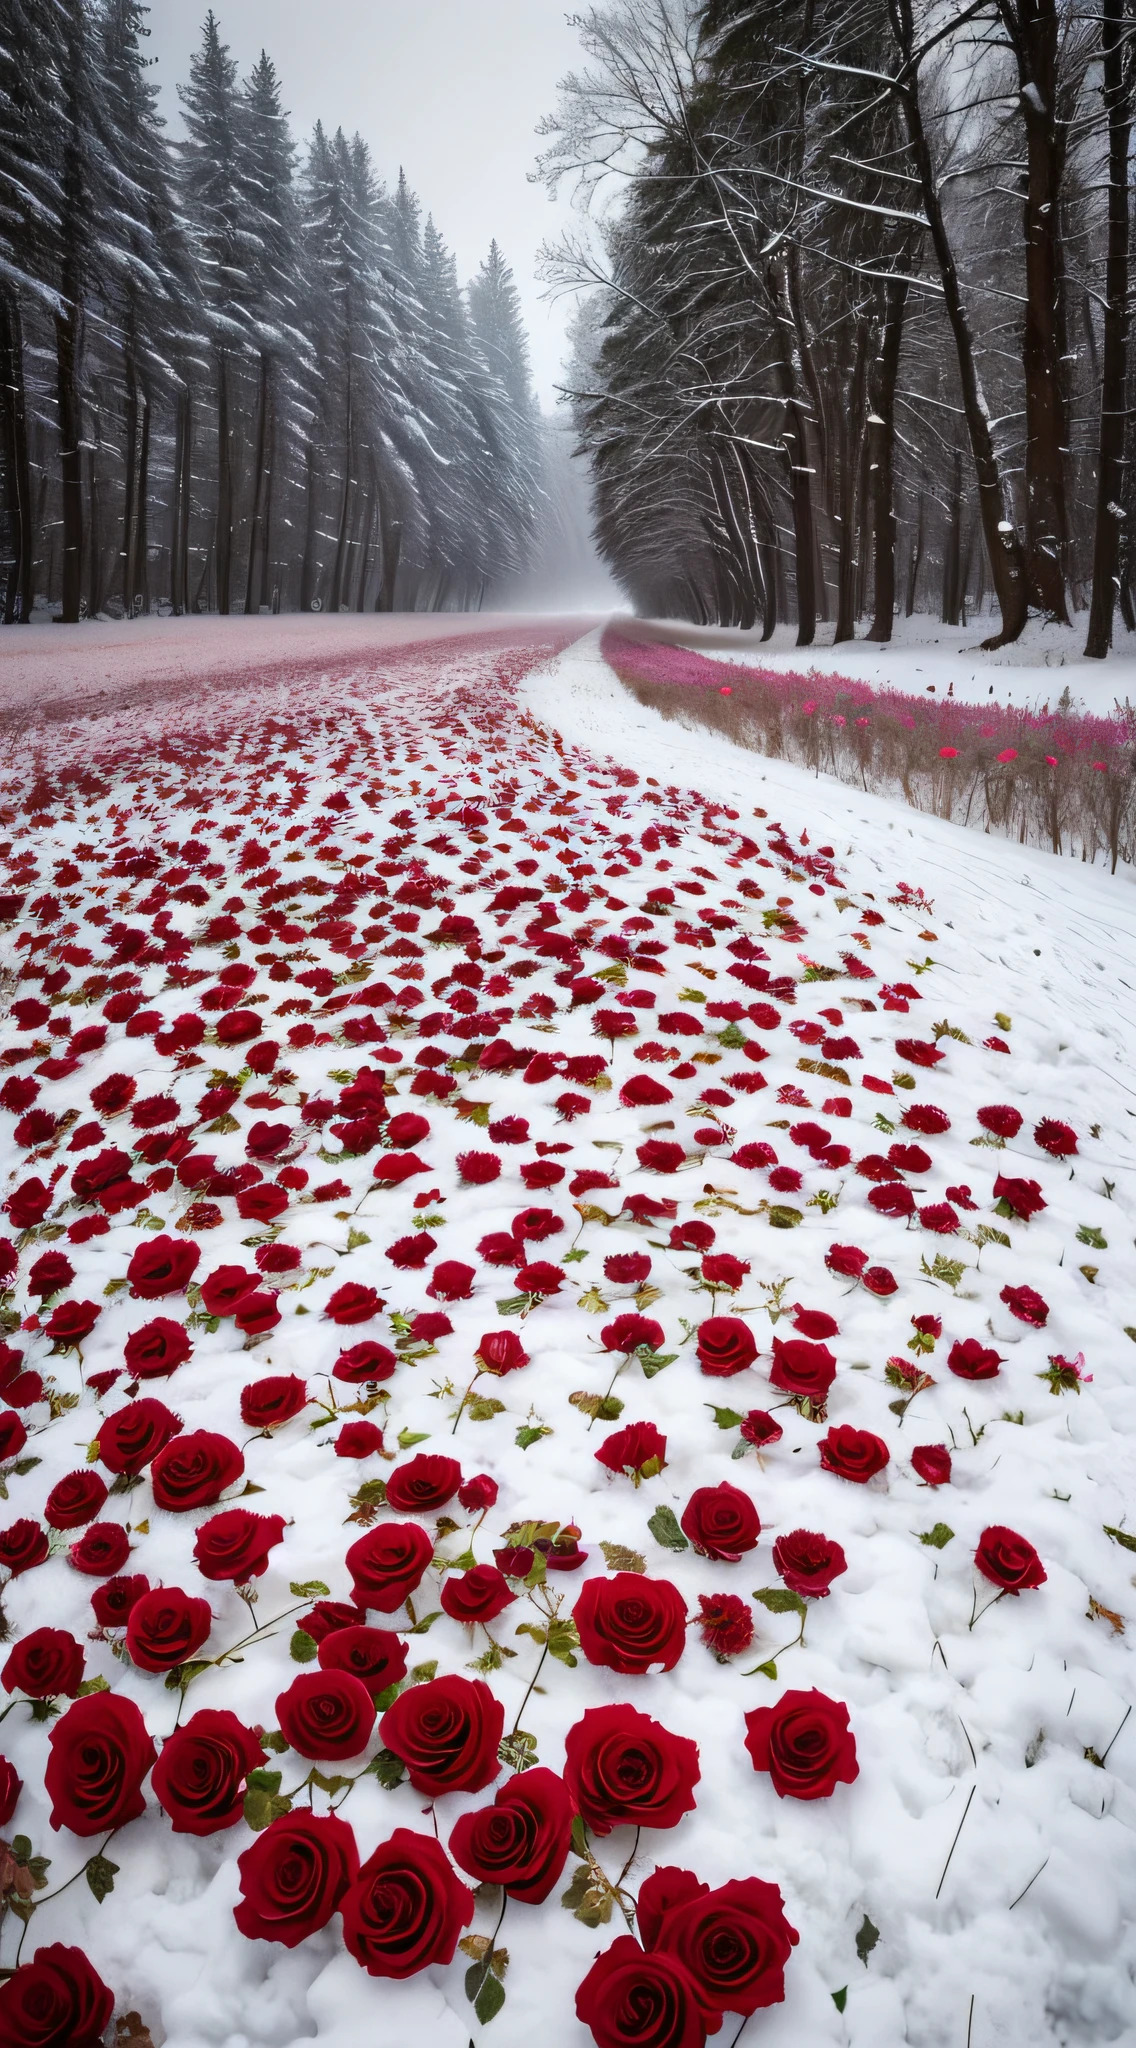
[142,0,588,410]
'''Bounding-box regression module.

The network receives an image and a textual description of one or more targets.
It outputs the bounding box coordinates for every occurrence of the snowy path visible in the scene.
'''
[0,620,1132,2048]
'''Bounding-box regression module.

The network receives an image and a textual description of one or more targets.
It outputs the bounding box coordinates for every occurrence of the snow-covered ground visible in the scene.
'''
[620,612,1136,716]
[0,618,1133,2048]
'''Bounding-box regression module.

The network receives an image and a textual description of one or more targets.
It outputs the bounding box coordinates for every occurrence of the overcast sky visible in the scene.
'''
[142,0,588,410]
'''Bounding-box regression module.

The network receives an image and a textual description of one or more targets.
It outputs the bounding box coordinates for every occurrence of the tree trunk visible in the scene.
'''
[769,254,817,647]
[300,442,320,611]
[906,491,925,615]
[941,447,963,624]
[867,278,908,641]
[329,364,354,614]
[133,390,150,615]
[54,305,83,624]
[0,293,34,624]
[1085,0,1132,657]
[121,353,138,615]
[169,385,192,614]
[1003,0,1071,620]
[889,0,1030,646]
[244,351,269,617]
[256,378,276,613]
[355,474,376,611]
[86,437,103,618]
[215,351,232,615]
[835,317,871,643]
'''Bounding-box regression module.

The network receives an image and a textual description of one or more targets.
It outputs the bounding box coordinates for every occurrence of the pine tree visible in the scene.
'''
[238,50,299,613]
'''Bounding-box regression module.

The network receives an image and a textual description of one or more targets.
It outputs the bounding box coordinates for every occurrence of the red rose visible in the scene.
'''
[126,1587,212,1672]
[386,1111,431,1149]
[818,1425,889,1484]
[333,1341,396,1383]
[240,1375,308,1430]
[43,1299,101,1347]
[347,1522,434,1613]
[574,1574,687,1675]
[449,1766,575,1904]
[601,1312,665,1356]
[701,1253,749,1290]
[0,1945,114,2048]
[234,1810,359,1946]
[457,1150,502,1185]
[740,1410,783,1449]
[993,1174,1046,1221]
[276,1670,377,1760]
[977,1104,1022,1138]
[695,1317,757,1378]
[387,1232,433,1271]
[974,1525,1047,1592]
[744,1688,859,1800]
[650,1874,799,2017]
[947,1337,1004,1380]
[325,1282,384,1326]
[680,1482,760,1562]
[384,1453,461,1513]
[192,1508,286,1583]
[476,1330,529,1375]
[1034,1117,1076,1157]
[604,1252,653,1284]
[862,1264,898,1296]
[576,1935,706,2048]
[911,1444,952,1486]
[0,1758,20,1826]
[150,1429,244,1511]
[0,1521,48,1578]
[771,1529,847,1598]
[90,1574,150,1628]
[296,1599,366,1643]
[379,1674,504,1795]
[895,1037,943,1068]
[233,1290,281,1338]
[127,1234,200,1299]
[696,1593,754,1657]
[44,1471,107,1531]
[0,1413,26,1464]
[769,1336,836,1403]
[200,1266,257,1316]
[236,1183,289,1224]
[868,1182,915,1218]
[1000,1283,1049,1327]
[427,1260,475,1301]
[152,1709,266,1835]
[595,1420,667,1481]
[216,1008,262,1044]
[440,1564,516,1625]
[335,1420,385,1458]
[4,1180,54,1231]
[458,1473,498,1513]
[123,1318,193,1380]
[791,1307,839,1339]
[318,1627,408,1697]
[67,1522,131,1577]
[97,1397,182,1475]
[44,1692,156,1835]
[341,1827,473,1977]
[514,1259,564,1294]
[564,1703,700,1836]
[2,1629,84,1699]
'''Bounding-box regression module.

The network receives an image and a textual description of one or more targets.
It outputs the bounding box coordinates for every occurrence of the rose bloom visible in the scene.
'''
[44,1693,156,1835]
[379,1674,504,1796]
[150,1429,244,1512]
[427,1260,475,1302]
[152,1709,266,1835]
[126,1587,212,1672]
[0,1520,49,1578]
[563,1702,700,1836]
[192,1508,286,1583]
[1000,1282,1049,1327]
[993,1173,1046,1221]
[341,1828,473,1979]
[0,1758,19,1827]
[1034,1116,1077,1157]
[574,1574,688,1676]
[695,1316,757,1378]
[604,1252,652,1285]
[318,1627,408,1698]
[697,1593,754,1658]
[818,1425,890,1484]
[440,1564,516,1625]
[744,1689,859,1800]
[44,1470,108,1531]
[862,1264,898,1297]
[769,1336,836,1403]
[385,1453,462,1513]
[234,1809,359,1947]
[476,1330,529,1375]
[68,1522,131,1577]
[347,1522,434,1613]
[96,1397,183,1476]
[127,1234,200,1299]
[90,1574,150,1628]
[772,1530,848,1598]
[974,1525,1047,1593]
[0,1945,114,2048]
[701,1253,749,1290]
[740,1410,783,1449]
[642,1866,800,2018]
[333,1341,396,1384]
[458,1472,498,1513]
[240,1375,308,1430]
[947,1337,1004,1380]
[595,1420,667,1481]
[124,1318,193,1380]
[680,1482,760,1561]
[449,1765,575,1904]
[601,1312,664,1356]
[2,1628,85,1700]
[911,1444,952,1486]
[276,1671,377,1761]
[976,1103,1023,1138]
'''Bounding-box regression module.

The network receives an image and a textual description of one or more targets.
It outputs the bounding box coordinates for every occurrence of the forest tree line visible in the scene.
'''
[0,3,543,623]
[539,0,1136,653]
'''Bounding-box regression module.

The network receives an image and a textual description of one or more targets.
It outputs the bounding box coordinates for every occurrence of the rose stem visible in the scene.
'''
[471,1892,508,2006]
[934,1783,976,1899]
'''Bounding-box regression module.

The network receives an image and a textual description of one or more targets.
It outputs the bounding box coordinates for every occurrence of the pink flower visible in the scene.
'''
[939,747,958,760]
[996,748,1017,763]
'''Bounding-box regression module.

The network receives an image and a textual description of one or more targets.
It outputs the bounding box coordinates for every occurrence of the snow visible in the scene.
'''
[2,618,1135,2048]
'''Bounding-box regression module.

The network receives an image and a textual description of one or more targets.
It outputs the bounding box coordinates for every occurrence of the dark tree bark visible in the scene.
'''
[834,316,871,643]
[941,446,963,625]
[215,351,232,614]
[770,253,817,647]
[299,441,320,611]
[867,278,907,642]
[329,365,354,614]
[54,303,83,622]
[906,491,925,616]
[0,293,34,624]
[121,352,138,615]
[85,439,103,618]
[1085,0,1132,657]
[133,388,150,614]
[244,351,270,617]
[256,381,277,614]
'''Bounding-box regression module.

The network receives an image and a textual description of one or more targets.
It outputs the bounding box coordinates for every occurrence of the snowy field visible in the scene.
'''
[0,617,1134,2048]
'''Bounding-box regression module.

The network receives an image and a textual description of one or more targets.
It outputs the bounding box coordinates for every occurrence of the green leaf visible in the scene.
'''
[1077,1225,1108,1250]
[568,1391,623,1421]
[498,1728,540,1773]
[599,1542,646,1574]
[856,1914,880,1966]
[716,1021,747,1048]
[367,1749,407,1790]
[706,1405,743,1429]
[473,1971,507,2025]
[917,1524,955,1549]
[350,1478,388,1507]
[767,1204,803,1229]
[515,1424,550,1449]
[1104,1524,1136,1553]
[309,1770,353,1796]
[10,1458,39,1479]
[289,1579,330,1600]
[346,1227,372,1251]
[409,1660,438,1684]
[570,1815,589,1859]
[246,1768,283,1796]
[832,1987,848,2014]
[260,1729,289,1754]
[407,1610,442,1636]
[397,1429,429,1451]
[752,1586,807,1618]
[495,1293,536,1316]
[467,1395,506,1421]
[560,1860,613,1928]
[85,1853,119,1904]
[374,1683,401,1712]
[242,1787,292,1831]
[546,1618,581,1668]
[163,1659,213,1692]
[648,1505,689,1552]
[289,1629,318,1663]
[639,1348,676,1379]
[75,1675,111,1697]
